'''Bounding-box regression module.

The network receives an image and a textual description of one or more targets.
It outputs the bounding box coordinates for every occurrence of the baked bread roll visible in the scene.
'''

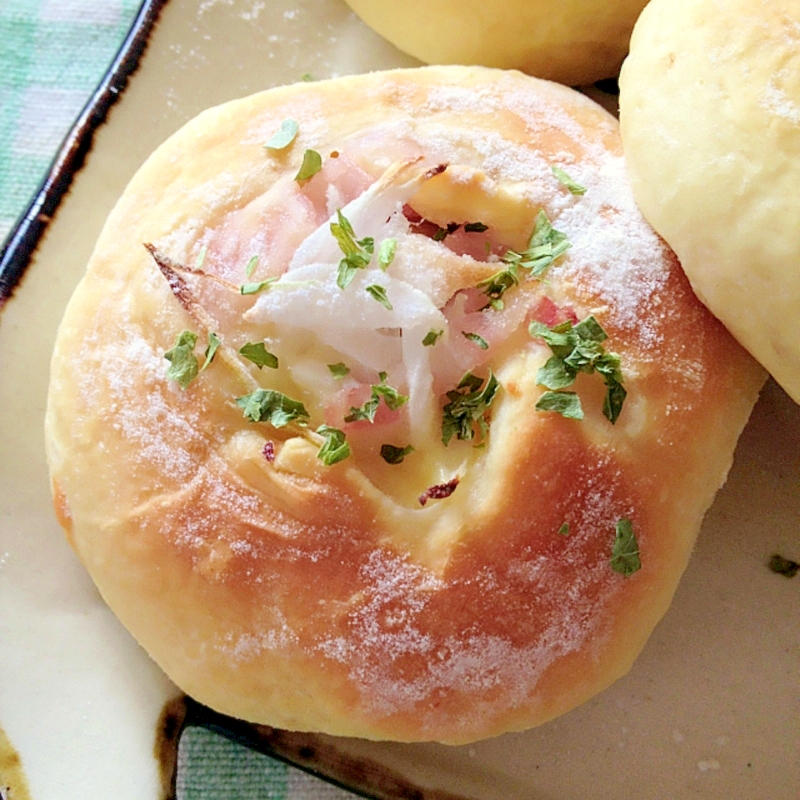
[344,0,650,86]
[45,66,764,744]
[619,0,800,404]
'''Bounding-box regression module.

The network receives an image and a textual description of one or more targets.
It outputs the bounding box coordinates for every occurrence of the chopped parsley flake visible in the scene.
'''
[345,395,379,424]
[331,209,374,289]
[236,389,310,427]
[610,518,641,577]
[441,371,499,446]
[477,263,520,311]
[435,222,461,241]
[422,329,444,346]
[300,72,314,82]
[378,238,397,271]
[328,362,350,379]
[365,284,392,309]
[240,277,277,295]
[195,245,207,269]
[462,331,489,350]
[464,221,489,232]
[380,443,415,464]
[479,210,570,309]
[164,330,199,390]
[535,391,583,419]
[373,372,409,411]
[768,554,799,578]
[552,165,587,195]
[239,342,279,369]
[245,255,259,278]
[529,315,626,424]
[316,425,351,465]
[265,119,299,151]
[294,149,322,181]
[345,372,408,423]
[200,332,221,372]
[504,210,571,278]
[558,522,570,536]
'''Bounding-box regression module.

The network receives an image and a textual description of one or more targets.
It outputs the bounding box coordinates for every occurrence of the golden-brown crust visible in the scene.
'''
[45,66,764,743]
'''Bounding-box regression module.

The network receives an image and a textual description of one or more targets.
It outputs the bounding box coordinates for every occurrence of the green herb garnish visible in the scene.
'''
[366,284,392,310]
[165,330,199,389]
[372,372,408,411]
[380,444,415,464]
[239,342,278,369]
[477,262,520,311]
[558,522,570,536]
[300,72,314,82]
[552,165,586,195]
[265,119,299,151]
[535,391,583,419]
[464,221,488,232]
[195,245,207,269]
[328,362,350,379]
[240,277,277,295]
[236,389,310,427]
[479,210,570,309]
[529,315,626,424]
[345,395,379,423]
[422,329,444,347]
[441,371,499,446]
[294,149,322,181]
[610,518,641,577]
[462,331,489,350]
[316,425,351,465]
[345,372,408,423]
[330,209,374,289]
[378,238,397,271]
[504,209,571,278]
[245,255,259,278]
[768,554,799,578]
[200,332,221,372]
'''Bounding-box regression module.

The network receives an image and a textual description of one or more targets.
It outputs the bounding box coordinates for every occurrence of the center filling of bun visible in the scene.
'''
[153,155,627,514]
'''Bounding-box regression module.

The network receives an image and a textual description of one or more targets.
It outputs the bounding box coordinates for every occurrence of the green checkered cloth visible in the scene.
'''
[0,0,136,242]
[178,728,355,800]
[0,1,358,796]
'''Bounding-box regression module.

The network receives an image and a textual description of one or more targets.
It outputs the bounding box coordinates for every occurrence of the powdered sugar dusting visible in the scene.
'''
[761,68,800,126]
[556,155,669,346]
[318,550,441,670]
[316,523,622,732]
[53,68,710,740]
[219,617,298,662]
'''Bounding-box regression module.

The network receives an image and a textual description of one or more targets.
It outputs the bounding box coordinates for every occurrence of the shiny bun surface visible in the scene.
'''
[46,66,763,743]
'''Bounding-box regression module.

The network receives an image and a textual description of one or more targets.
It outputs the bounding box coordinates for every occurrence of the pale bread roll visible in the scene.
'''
[345,0,649,86]
[619,0,800,404]
[45,66,763,744]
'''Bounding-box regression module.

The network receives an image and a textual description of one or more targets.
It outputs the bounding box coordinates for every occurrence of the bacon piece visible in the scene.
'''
[418,477,460,506]
[528,296,579,327]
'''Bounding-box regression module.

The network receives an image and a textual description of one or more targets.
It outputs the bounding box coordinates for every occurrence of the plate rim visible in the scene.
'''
[0,0,169,309]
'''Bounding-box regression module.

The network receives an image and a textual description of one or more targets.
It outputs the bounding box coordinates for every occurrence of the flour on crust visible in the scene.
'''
[45,66,764,743]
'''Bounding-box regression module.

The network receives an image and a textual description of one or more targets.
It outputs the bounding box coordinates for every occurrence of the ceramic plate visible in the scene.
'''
[0,1,798,798]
